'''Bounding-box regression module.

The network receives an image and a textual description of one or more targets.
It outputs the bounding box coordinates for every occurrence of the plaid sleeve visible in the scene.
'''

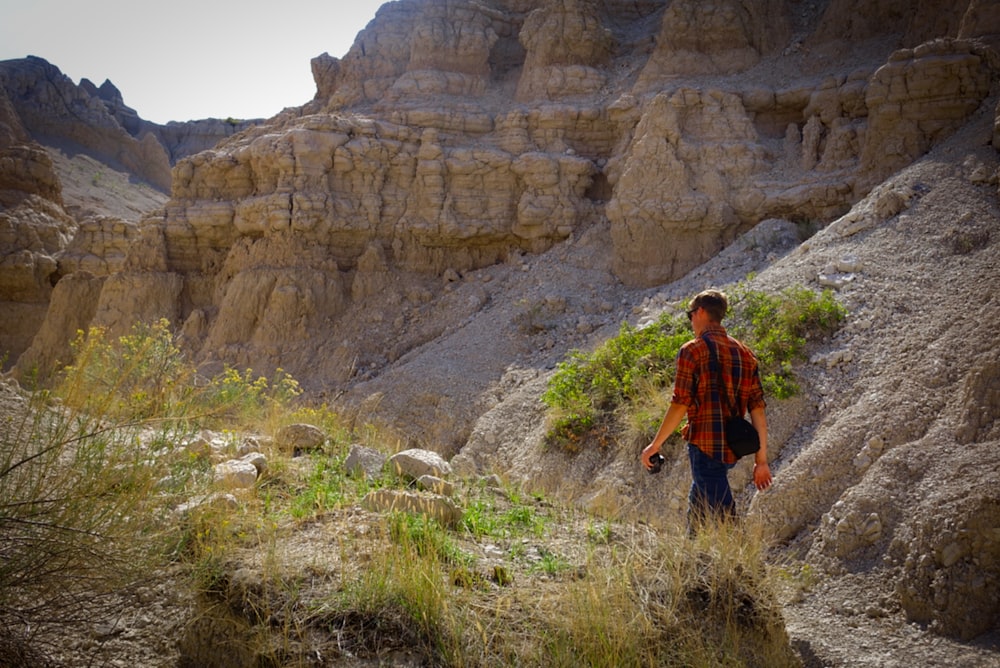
[736,340,766,414]
[671,344,697,407]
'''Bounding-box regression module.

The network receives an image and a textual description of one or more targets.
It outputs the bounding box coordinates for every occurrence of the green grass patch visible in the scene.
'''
[460,486,552,540]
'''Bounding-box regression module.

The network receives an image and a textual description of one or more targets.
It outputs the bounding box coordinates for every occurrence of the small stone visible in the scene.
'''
[417,474,454,496]
[214,459,259,489]
[939,541,965,568]
[241,451,267,475]
[276,423,326,456]
[390,448,452,479]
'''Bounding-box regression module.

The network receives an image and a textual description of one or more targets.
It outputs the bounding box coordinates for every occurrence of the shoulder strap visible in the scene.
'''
[701,333,737,418]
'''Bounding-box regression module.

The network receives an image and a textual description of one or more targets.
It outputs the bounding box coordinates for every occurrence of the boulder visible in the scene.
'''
[58,216,139,277]
[275,423,326,456]
[241,451,267,476]
[344,444,387,480]
[389,448,453,480]
[894,488,1000,640]
[417,474,455,496]
[361,488,462,527]
[213,459,259,489]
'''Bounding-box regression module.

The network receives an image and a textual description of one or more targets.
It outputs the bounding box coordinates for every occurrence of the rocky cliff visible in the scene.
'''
[0,78,76,364]
[0,56,264,369]
[18,0,994,431]
[2,0,1000,655]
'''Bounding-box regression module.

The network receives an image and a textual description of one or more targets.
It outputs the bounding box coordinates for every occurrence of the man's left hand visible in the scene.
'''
[753,462,772,490]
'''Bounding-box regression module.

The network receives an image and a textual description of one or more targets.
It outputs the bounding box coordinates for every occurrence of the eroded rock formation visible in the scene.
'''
[0,57,172,191]
[0,56,272,365]
[11,0,996,394]
[0,84,75,364]
[3,0,1000,644]
[860,39,994,189]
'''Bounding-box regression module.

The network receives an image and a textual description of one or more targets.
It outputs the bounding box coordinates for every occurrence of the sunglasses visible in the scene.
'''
[686,306,699,321]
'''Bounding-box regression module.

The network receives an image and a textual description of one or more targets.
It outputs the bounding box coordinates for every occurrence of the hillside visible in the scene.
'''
[1,0,1000,665]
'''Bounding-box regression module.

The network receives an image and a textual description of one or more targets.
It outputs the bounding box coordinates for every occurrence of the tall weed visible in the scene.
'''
[0,318,306,645]
[0,384,170,638]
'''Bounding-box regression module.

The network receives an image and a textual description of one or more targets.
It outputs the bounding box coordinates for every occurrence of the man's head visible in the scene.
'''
[688,289,728,324]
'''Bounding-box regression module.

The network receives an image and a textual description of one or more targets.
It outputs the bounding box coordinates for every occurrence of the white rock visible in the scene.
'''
[214,459,259,489]
[344,444,386,480]
[241,451,267,475]
[417,474,455,496]
[390,448,452,479]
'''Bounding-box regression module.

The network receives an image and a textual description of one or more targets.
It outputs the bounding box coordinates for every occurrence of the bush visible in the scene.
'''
[0,379,172,646]
[542,285,846,449]
[58,319,302,429]
[0,319,307,649]
[542,314,689,451]
[728,284,847,398]
[59,318,192,419]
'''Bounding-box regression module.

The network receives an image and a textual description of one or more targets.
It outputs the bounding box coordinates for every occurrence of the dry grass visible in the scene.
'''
[1,321,801,666]
[0,369,176,653]
[183,475,800,667]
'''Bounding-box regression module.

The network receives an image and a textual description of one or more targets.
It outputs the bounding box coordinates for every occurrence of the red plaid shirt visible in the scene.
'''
[672,324,765,464]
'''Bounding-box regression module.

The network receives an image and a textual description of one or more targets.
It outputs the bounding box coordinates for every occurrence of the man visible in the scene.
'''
[641,289,772,529]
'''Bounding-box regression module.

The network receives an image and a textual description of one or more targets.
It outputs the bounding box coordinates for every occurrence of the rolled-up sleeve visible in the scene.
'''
[745,362,766,412]
[671,346,696,407]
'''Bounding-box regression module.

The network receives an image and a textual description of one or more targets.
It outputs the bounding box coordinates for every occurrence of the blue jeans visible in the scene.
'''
[687,444,736,531]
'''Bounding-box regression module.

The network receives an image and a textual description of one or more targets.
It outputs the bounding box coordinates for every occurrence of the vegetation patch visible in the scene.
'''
[541,284,847,450]
[1,317,803,666]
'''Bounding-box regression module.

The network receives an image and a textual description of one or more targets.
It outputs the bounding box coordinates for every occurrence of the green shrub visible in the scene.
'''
[58,319,302,429]
[542,285,846,449]
[541,314,689,450]
[728,284,847,398]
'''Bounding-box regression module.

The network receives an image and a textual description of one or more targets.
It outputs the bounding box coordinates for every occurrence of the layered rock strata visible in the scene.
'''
[0,84,75,364]
[0,57,172,191]
[2,0,1000,648]
[13,0,996,388]
[0,56,269,366]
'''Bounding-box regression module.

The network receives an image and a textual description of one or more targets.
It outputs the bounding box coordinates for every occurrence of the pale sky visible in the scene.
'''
[0,0,390,124]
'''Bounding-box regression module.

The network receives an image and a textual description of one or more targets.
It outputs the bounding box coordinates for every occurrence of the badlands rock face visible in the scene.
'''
[26,0,992,375]
[0,56,262,371]
[0,82,75,364]
[3,0,1000,651]
[1,57,172,191]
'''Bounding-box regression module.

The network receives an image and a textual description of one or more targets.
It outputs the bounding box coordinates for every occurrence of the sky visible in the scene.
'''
[0,0,389,124]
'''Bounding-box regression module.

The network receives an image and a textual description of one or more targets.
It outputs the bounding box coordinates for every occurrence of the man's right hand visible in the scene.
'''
[641,444,659,470]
